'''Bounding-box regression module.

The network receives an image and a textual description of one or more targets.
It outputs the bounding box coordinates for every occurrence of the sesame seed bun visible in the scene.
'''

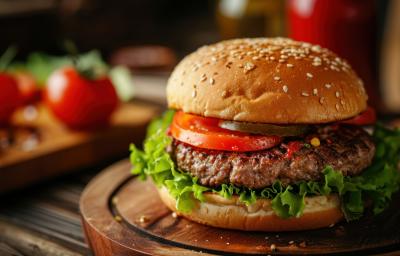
[166,38,368,124]
[158,186,343,232]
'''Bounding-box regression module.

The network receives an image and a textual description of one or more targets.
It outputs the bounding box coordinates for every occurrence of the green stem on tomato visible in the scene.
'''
[63,40,97,80]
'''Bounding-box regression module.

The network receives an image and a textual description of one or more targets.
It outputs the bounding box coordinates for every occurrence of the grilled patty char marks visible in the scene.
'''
[169,126,375,189]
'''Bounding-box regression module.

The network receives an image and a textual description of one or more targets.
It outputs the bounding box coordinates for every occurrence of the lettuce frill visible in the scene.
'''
[130,110,400,221]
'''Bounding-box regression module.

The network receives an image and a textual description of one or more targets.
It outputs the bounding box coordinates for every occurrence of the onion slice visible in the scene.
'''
[218,120,309,136]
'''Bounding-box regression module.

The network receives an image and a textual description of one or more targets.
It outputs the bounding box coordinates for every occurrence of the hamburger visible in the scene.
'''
[130,38,400,231]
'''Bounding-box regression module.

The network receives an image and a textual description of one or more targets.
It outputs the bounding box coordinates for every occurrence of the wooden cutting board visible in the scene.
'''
[80,160,400,255]
[0,103,159,193]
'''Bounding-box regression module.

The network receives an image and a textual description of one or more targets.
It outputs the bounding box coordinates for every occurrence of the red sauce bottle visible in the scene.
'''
[287,0,381,109]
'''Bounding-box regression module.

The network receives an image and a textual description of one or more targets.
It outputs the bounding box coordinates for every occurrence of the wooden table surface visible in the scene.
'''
[0,163,102,256]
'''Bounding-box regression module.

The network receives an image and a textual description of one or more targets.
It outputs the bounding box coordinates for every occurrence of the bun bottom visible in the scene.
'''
[157,186,343,232]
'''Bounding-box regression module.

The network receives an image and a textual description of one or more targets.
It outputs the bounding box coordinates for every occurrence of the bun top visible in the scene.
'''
[166,38,368,124]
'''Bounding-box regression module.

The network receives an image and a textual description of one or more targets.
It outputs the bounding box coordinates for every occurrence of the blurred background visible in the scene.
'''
[0,0,398,111]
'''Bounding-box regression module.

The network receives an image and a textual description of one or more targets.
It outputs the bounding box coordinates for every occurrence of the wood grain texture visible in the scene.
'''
[0,102,159,193]
[0,165,97,256]
[80,160,400,255]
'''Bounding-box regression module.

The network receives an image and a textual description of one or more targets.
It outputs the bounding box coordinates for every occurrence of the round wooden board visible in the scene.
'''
[80,160,400,255]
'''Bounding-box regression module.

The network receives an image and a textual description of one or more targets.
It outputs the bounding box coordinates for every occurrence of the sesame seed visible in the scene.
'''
[211,56,217,62]
[270,244,277,252]
[209,78,215,85]
[192,91,197,98]
[289,240,295,245]
[112,196,119,205]
[314,57,321,62]
[269,56,275,60]
[274,76,281,81]
[302,92,309,97]
[278,59,286,63]
[336,103,340,111]
[172,212,178,218]
[282,85,288,93]
[244,62,256,72]
[226,242,230,245]
[312,62,322,66]
[325,83,332,89]
[139,215,149,223]
[114,215,122,222]
[286,63,294,68]
[330,65,339,71]
[319,97,325,104]
[336,91,340,98]
[341,99,345,105]
[311,45,321,52]
[313,88,318,95]
[200,75,207,82]
[252,56,260,60]
[306,73,313,79]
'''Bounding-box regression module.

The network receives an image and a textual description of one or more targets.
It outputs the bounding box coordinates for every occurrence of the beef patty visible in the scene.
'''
[169,126,375,189]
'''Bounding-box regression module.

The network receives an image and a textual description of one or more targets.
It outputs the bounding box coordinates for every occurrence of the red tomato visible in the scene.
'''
[14,71,41,105]
[45,67,119,129]
[0,73,20,125]
[340,106,376,125]
[170,111,282,152]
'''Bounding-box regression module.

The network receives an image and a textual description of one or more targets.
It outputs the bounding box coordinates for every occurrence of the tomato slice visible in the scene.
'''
[340,106,376,125]
[170,111,282,152]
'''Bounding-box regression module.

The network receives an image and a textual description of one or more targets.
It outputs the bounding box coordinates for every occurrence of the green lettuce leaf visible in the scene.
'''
[130,113,400,220]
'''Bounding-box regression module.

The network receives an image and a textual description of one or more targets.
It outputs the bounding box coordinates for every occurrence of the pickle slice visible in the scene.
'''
[219,120,309,136]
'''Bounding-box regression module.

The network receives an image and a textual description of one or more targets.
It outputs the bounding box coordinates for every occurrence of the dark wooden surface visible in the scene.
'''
[0,102,159,194]
[81,160,400,256]
[0,164,97,256]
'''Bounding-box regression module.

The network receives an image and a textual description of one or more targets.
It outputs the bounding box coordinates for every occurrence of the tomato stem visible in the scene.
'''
[63,40,97,80]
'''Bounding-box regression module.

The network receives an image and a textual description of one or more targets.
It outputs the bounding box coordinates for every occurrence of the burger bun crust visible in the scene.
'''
[167,38,368,124]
